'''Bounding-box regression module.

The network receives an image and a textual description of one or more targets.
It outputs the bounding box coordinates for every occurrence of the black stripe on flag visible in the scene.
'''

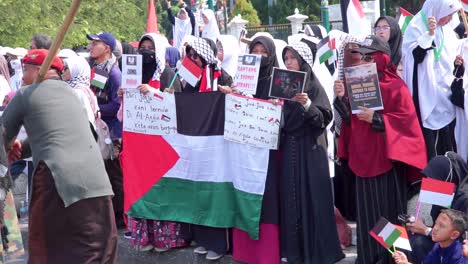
[175,92,225,136]
[340,0,351,33]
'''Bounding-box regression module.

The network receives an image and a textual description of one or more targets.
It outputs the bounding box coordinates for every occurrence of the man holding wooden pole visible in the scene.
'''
[1,1,117,263]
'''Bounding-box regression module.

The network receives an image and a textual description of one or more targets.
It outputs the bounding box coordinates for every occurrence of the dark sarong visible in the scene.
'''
[355,164,407,264]
[28,161,117,264]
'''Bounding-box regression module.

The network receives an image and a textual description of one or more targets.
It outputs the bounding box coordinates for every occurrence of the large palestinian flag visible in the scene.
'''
[121,92,270,239]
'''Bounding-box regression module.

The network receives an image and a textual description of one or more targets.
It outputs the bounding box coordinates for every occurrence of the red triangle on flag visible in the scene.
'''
[121,132,179,213]
[399,7,413,17]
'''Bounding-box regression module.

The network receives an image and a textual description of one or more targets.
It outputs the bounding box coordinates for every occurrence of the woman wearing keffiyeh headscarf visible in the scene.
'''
[280,42,344,264]
[183,37,232,93]
[124,33,189,253]
[63,56,98,127]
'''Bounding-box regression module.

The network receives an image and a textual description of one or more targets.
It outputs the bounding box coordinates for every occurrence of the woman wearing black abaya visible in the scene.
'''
[280,42,344,264]
[374,16,403,68]
[232,36,282,264]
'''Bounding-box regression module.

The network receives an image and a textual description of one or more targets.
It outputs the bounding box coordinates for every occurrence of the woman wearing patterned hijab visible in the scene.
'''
[183,37,232,93]
[280,42,344,263]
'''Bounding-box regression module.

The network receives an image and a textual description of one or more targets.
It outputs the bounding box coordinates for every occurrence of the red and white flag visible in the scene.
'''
[419,178,455,208]
[177,57,203,87]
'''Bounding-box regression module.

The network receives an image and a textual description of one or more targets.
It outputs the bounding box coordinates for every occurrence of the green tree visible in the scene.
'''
[231,0,261,26]
[0,0,169,48]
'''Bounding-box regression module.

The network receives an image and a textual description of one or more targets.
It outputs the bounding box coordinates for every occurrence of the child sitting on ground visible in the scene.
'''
[393,209,468,264]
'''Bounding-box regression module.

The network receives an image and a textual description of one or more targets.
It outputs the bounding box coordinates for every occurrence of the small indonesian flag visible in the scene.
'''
[369,217,402,249]
[398,7,414,34]
[394,225,412,251]
[419,178,455,208]
[178,57,203,87]
[317,36,336,64]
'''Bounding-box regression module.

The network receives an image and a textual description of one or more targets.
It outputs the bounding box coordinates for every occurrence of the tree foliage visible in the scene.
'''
[0,0,169,48]
[231,0,261,26]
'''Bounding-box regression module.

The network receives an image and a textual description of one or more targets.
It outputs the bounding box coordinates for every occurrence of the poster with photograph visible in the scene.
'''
[269,67,307,100]
[344,63,384,114]
[121,54,142,89]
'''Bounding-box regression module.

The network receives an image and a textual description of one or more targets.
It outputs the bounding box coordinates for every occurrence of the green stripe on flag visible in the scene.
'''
[128,177,263,239]
[320,50,334,64]
[385,228,401,247]
[401,16,412,34]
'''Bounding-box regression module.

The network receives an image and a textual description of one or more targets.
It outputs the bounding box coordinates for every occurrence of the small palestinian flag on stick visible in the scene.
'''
[398,7,414,34]
[394,225,412,251]
[418,178,455,208]
[317,36,336,64]
[370,217,401,254]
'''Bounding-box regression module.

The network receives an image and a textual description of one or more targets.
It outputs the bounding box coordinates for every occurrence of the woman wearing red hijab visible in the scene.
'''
[334,35,427,264]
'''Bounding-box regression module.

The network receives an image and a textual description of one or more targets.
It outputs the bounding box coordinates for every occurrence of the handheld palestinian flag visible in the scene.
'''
[398,7,414,34]
[419,178,455,208]
[393,225,412,251]
[370,217,402,250]
[317,36,336,64]
[177,56,203,87]
[91,68,108,89]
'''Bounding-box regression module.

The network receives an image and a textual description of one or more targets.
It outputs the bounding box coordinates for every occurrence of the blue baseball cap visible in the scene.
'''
[86,32,116,51]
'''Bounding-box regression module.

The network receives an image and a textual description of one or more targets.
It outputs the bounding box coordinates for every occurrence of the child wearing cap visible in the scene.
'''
[393,209,468,264]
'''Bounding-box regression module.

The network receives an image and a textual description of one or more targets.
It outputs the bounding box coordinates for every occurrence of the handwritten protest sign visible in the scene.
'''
[234,54,261,95]
[224,94,282,150]
[121,54,142,89]
[123,90,177,135]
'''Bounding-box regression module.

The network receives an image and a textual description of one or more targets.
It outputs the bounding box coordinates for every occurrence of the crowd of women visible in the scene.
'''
[1,0,468,263]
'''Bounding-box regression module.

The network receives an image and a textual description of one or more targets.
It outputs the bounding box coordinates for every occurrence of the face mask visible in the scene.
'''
[260,56,270,68]
[139,49,156,64]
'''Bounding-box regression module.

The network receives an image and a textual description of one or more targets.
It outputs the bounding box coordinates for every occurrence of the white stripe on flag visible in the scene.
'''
[162,134,269,195]
[419,190,454,207]
[178,66,200,87]
[379,223,397,242]
[93,74,108,84]
[394,237,412,251]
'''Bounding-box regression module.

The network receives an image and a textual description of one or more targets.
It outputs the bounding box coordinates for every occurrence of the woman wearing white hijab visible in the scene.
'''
[63,56,98,127]
[216,35,240,78]
[402,0,462,160]
[167,0,195,50]
[201,9,220,43]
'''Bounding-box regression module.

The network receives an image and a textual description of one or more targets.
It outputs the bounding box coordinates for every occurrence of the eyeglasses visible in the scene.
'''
[360,54,374,62]
[374,26,390,33]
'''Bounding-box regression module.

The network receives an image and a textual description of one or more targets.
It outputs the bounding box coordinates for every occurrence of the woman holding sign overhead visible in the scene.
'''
[335,35,427,264]
[279,42,344,264]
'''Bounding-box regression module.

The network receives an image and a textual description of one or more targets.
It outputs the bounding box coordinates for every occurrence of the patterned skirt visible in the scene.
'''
[130,218,190,249]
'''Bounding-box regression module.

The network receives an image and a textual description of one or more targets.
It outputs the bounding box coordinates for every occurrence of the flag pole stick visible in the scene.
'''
[168,72,179,90]
[35,0,82,83]
[386,248,394,256]
[414,200,421,220]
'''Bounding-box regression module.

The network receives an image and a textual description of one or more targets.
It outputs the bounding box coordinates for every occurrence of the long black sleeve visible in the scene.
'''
[333,96,351,125]
[167,8,175,26]
[412,44,434,64]
[186,7,196,35]
[371,112,385,132]
[451,64,465,109]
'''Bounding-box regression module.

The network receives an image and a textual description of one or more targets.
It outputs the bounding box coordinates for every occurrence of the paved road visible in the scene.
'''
[9,224,357,264]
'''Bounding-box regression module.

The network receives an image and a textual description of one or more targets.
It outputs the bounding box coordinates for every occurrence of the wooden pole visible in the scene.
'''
[459,7,468,35]
[35,0,82,83]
